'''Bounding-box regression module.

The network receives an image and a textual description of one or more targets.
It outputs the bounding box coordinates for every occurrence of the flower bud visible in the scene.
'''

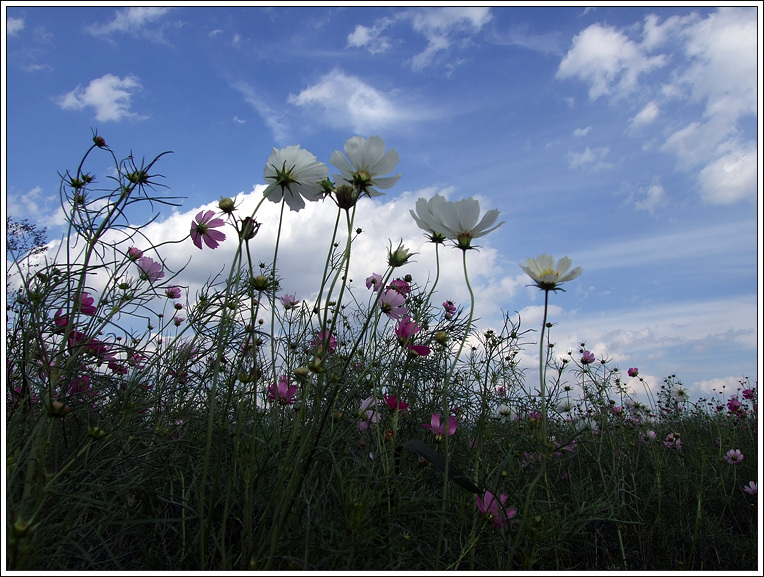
[93,134,106,148]
[251,275,269,291]
[388,240,414,268]
[434,331,448,345]
[218,197,236,214]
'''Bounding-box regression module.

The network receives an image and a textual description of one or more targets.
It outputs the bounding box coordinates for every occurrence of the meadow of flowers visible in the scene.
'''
[5,133,759,571]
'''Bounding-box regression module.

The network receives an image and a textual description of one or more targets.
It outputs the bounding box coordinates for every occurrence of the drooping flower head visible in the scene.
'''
[379,289,408,320]
[263,145,329,212]
[191,210,227,250]
[520,254,582,292]
[331,135,401,198]
[268,375,298,406]
[422,413,458,442]
[442,300,456,320]
[476,491,516,528]
[416,195,503,251]
[136,256,165,282]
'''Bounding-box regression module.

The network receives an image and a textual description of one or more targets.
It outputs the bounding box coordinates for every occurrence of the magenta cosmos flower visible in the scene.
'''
[74,292,97,315]
[268,375,297,406]
[724,449,744,465]
[127,246,143,261]
[395,316,430,356]
[443,300,456,319]
[628,367,639,377]
[136,256,165,282]
[581,350,595,365]
[191,210,227,250]
[383,394,409,414]
[280,294,299,310]
[422,413,458,442]
[476,491,516,528]
[379,288,408,320]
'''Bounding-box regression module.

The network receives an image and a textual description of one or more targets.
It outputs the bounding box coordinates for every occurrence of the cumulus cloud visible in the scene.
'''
[86,7,174,42]
[634,181,666,214]
[57,74,145,122]
[556,23,666,100]
[288,69,411,134]
[7,16,25,36]
[573,126,591,137]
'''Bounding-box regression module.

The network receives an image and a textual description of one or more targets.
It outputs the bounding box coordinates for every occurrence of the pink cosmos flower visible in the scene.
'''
[268,375,297,405]
[75,292,97,315]
[366,273,383,292]
[108,360,128,375]
[628,367,639,377]
[443,300,456,320]
[387,278,410,296]
[727,396,742,413]
[173,316,185,327]
[743,481,757,496]
[724,449,744,465]
[664,433,682,450]
[422,413,458,441]
[136,256,165,282]
[476,491,516,528]
[741,388,755,400]
[311,330,338,354]
[383,394,409,413]
[280,294,299,310]
[379,289,408,320]
[191,210,227,250]
[645,429,657,441]
[358,396,379,431]
[394,316,431,356]
[127,246,143,261]
[581,350,595,365]
[165,286,182,299]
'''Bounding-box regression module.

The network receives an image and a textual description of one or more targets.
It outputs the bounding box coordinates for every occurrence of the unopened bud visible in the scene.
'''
[218,197,236,214]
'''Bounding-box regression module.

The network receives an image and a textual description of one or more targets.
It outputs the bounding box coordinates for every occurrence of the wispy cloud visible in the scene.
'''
[232,81,289,143]
[346,23,393,53]
[407,7,492,70]
[86,7,175,43]
[57,74,145,122]
[567,146,611,170]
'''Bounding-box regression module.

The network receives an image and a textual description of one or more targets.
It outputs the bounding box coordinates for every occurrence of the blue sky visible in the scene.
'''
[4,5,761,405]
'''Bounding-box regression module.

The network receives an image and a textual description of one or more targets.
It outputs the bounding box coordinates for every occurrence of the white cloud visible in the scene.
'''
[86,7,173,42]
[288,69,411,134]
[346,24,392,54]
[573,126,591,137]
[567,146,611,170]
[698,143,757,204]
[57,74,145,122]
[629,100,659,129]
[7,16,25,36]
[232,81,289,143]
[556,23,666,100]
[634,181,666,214]
[406,7,492,71]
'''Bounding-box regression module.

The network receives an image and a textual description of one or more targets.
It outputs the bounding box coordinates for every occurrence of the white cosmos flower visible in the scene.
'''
[330,135,401,197]
[411,194,503,250]
[263,145,328,212]
[520,254,582,291]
